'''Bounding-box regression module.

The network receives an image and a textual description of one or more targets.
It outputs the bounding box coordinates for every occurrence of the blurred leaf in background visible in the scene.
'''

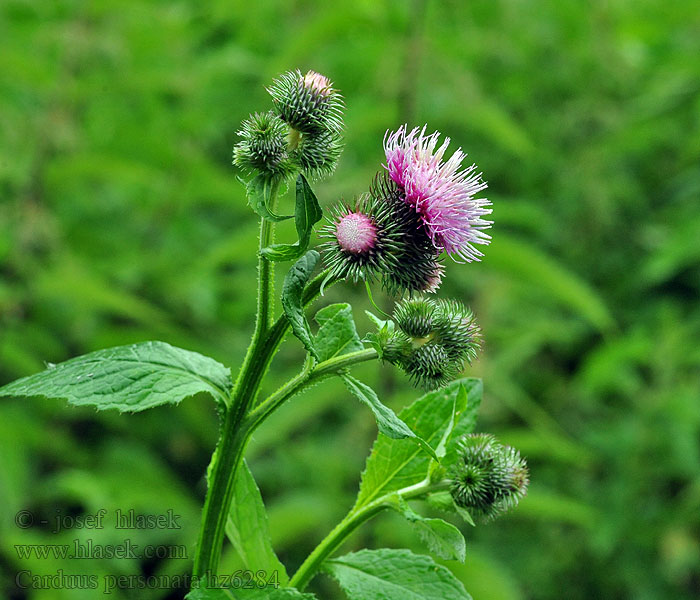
[1,0,699,599]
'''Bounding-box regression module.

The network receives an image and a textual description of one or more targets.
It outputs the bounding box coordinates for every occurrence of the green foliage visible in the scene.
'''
[356,379,481,508]
[341,375,437,461]
[245,175,294,222]
[261,174,323,261]
[323,548,472,600]
[281,251,321,358]
[392,496,467,562]
[2,0,699,598]
[313,304,364,362]
[187,588,315,599]
[0,341,232,409]
[225,460,289,584]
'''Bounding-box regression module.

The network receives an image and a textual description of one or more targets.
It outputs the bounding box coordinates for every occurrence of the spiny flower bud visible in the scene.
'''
[267,69,344,135]
[370,173,444,295]
[295,129,343,179]
[233,111,294,178]
[320,194,402,285]
[382,297,481,389]
[450,434,529,521]
[320,173,444,295]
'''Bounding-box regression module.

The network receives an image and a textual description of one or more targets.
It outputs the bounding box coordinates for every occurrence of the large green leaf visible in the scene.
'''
[225,460,289,584]
[342,375,438,461]
[324,548,472,600]
[0,341,232,410]
[281,250,320,358]
[393,496,466,562]
[261,174,323,261]
[355,379,481,509]
[314,303,364,362]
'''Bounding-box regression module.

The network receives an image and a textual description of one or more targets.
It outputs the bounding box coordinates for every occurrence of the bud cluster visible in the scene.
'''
[450,434,529,521]
[378,297,481,389]
[233,70,344,181]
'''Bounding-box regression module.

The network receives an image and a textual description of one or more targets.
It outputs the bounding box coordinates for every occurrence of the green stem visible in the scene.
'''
[289,477,449,591]
[193,205,277,578]
[248,348,379,431]
[193,264,343,579]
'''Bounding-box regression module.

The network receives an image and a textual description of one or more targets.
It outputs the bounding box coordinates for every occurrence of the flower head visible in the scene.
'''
[335,212,377,254]
[321,175,445,294]
[232,111,294,178]
[268,69,344,135]
[384,125,491,262]
[450,433,529,522]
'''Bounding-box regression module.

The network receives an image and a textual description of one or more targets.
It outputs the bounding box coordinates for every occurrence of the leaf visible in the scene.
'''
[342,375,439,462]
[225,460,289,584]
[261,174,323,261]
[314,303,364,362]
[0,341,232,410]
[355,379,482,509]
[244,174,293,222]
[393,496,467,562]
[425,492,476,527]
[363,311,395,359]
[282,250,320,358]
[435,384,468,459]
[186,587,315,600]
[324,548,472,600]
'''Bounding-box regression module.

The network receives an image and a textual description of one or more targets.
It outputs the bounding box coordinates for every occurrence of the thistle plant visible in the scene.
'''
[0,69,528,599]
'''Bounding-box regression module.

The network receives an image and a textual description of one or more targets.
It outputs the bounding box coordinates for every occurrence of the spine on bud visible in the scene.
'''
[450,433,529,521]
[380,297,481,389]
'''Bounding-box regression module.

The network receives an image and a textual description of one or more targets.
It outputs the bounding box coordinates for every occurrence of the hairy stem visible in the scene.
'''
[193,203,278,578]
[248,348,379,431]
[193,258,342,579]
[289,477,449,590]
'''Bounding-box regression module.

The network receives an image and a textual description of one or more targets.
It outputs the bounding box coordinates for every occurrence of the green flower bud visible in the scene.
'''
[233,111,295,178]
[295,128,343,179]
[382,297,481,389]
[450,434,529,522]
[267,69,344,135]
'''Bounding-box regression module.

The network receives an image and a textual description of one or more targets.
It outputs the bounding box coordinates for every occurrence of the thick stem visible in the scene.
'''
[289,477,449,591]
[248,348,378,431]
[193,192,279,579]
[193,265,342,579]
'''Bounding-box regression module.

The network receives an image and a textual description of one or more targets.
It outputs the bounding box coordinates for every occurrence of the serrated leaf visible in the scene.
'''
[355,379,482,509]
[0,341,232,410]
[225,460,289,584]
[282,251,320,358]
[244,174,294,222]
[187,587,314,600]
[393,496,466,562]
[261,174,322,261]
[342,375,438,461]
[324,548,472,600]
[314,304,364,362]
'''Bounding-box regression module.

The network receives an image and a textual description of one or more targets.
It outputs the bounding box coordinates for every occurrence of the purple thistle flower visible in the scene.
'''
[384,125,492,262]
[335,212,377,254]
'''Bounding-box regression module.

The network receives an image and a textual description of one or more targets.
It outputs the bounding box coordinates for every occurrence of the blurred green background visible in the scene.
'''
[2,0,700,598]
